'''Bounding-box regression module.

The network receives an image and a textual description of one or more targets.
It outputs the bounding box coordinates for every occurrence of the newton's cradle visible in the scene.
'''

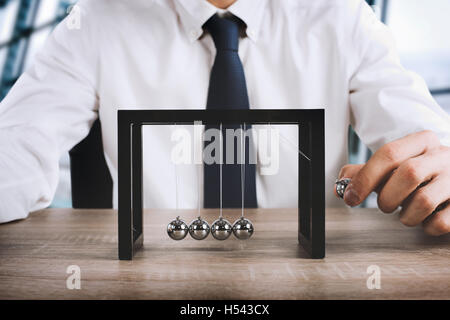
[167,121,255,242]
[118,109,325,259]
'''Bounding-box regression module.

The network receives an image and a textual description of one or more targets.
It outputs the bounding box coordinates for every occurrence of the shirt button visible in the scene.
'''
[190,29,198,38]
[247,29,255,38]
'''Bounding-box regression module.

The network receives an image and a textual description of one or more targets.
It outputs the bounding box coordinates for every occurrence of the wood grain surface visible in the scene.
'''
[0,208,449,299]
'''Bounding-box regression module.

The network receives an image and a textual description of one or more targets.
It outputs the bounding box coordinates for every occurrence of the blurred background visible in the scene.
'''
[0,0,449,208]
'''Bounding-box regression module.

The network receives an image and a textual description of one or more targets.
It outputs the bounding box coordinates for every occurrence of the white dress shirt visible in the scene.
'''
[0,0,449,223]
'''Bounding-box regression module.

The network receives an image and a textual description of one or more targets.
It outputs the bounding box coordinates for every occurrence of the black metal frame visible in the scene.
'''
[118,109,325,260]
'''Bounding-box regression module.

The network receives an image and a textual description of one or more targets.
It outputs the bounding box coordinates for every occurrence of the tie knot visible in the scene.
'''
[203,14,242,51]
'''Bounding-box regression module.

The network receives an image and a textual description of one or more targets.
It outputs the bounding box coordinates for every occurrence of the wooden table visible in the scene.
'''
[0,208,449,300]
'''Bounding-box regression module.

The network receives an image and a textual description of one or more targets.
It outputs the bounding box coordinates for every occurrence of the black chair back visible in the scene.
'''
[69,119,113,208]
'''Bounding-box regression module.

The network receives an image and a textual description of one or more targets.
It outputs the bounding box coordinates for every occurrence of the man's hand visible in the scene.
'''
[336,130,450,236]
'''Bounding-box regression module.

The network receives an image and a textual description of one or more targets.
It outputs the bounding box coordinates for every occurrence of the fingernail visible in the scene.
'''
[344,185,360,207]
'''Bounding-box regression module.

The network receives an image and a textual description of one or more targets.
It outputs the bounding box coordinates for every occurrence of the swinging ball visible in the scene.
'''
[335,178,351,199]
[211,217,232,240]
[167,216,189,240]
[189,216,210,240]
[232,217,254,240]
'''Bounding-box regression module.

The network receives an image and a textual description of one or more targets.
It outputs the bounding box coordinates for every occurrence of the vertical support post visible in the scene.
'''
[298,112,325,259]
[310,112,325,258]
[298,122,312,254]
[132,123,144,249]
[118,113,133,260]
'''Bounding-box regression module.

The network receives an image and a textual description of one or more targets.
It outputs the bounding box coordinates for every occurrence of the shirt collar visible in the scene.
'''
[174,0,267,43]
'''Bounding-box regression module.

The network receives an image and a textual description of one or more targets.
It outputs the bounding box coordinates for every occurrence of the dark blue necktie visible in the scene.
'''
[203,14,257,208]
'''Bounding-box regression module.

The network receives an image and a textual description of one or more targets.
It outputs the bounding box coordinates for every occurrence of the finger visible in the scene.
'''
[343,130,440,207]
[334,164,364,198]
[422,203,450,236]
[398,174,450,227]
[373,170,395,195]
[377,147,450,213]
[338,164,364,180]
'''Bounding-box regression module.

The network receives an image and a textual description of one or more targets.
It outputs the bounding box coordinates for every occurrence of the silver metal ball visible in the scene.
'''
[232,217,254,240]
[189,216,210,240]
[335,178,351,199]
[211,217,232,240]
[167,216,189,240]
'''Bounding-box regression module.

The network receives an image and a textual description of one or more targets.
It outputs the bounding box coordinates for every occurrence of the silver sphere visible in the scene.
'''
[189,216,210,240]
[167,216,189,240]
[232,217,254,240]
[211,217,232,240]
[335,178,351,199]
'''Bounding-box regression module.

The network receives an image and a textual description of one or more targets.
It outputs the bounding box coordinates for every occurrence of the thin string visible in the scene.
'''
[269,123,311,162]
[197,156,201,217]
[173,124,179,211]
[219,122,223,219]
[196,125,201,217]
[240,123,245,218]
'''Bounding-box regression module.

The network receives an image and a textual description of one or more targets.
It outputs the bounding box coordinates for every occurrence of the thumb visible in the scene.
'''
[334,164,364,198]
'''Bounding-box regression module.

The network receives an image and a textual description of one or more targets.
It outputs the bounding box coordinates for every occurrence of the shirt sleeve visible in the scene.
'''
[0,2,99,223]
[348,0,450,151]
